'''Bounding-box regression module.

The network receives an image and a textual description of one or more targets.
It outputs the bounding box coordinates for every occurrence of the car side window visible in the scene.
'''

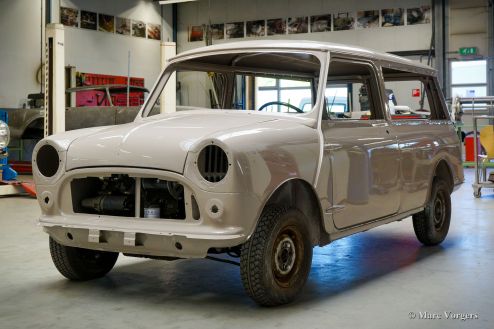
[324,59,383,120]
[382,68,448,121]
[383,77,432,120]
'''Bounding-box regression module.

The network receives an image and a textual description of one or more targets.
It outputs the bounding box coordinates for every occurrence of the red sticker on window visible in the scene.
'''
[412,89,420,97]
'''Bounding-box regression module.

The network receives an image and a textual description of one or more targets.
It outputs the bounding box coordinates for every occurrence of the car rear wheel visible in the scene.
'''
[412,179,451,246]
[240,206,312,306]
[49,237,119,280]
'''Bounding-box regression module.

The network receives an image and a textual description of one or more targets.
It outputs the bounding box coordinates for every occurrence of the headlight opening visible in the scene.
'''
[197,144,229,183]
[36,144,60,178]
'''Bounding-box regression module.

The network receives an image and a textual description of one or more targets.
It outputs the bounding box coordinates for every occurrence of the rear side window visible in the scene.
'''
[382,69,448,121]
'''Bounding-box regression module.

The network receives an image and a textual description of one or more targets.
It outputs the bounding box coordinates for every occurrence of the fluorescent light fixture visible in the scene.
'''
[158,0,198,4]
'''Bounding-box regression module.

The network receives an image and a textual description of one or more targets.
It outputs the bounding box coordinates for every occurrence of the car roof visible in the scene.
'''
[172,40,436,76]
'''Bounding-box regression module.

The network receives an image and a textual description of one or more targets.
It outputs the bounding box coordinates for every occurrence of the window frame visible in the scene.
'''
[449,59,488,99]
[382,73,449,121]
[323,57,386,121]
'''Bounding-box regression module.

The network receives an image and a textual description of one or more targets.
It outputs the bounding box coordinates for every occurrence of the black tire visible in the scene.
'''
[49,237,119,281]
[412,179,451,246]
[240,206,313,306]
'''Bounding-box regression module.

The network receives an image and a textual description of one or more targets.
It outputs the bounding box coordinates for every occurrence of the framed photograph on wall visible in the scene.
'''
[357,10,379,29]
[98,13,115,33]
[60,7,78,27]
[333,12,354,31]
[189,25,204,42]
[225,22,244,39]
[311,15,331,33]
[147,23,161,40]
[116,17,131,35]
[287,17,308,34]
[246,20,265,37]
[210,24,225,40]
[407,6,432,25]
[267,18,286,35]
[381,9,404,27]
[132,20,146,38]
[80,10,97,30]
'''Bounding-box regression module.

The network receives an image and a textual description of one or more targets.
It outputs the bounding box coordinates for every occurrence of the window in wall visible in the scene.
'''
[255,77,313,113]
[451,60,487,98]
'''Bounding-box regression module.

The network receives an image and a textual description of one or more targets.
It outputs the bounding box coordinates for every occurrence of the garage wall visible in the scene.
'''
[0,0,43,108]
[448,0,489,58]
[0,0,168,109]
[177,0,433,54]
[60,0,163,90]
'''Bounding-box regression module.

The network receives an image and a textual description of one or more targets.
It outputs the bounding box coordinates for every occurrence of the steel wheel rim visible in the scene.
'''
[271,225,303,287]
[433,191,446,230]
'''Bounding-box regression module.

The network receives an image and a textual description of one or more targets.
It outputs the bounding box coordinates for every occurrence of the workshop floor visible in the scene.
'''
[0,169,492,329]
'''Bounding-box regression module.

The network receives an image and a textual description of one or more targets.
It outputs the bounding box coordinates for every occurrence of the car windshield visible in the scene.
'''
[142,51,322,117]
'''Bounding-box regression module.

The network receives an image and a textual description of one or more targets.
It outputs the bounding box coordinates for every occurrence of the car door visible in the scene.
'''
[321,59,401,229]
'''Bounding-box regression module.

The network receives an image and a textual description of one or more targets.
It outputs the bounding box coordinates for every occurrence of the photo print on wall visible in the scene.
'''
[60,7,78,27]
[116,17,131,35]
[246,20,266,37]
[311,15,331,32]
[189,25,204,41]
[132,20,146,38]
[267,18,286,35]
[226,22,245,39]
[147,23,161,40]
[357,10,379,28]
[80,10,97,30]
[287,17,309,34]
[407,6,432,25]
[381,8,404,27]
[98,14,115,33]
[334,12,354,31]
[210,24,225,40]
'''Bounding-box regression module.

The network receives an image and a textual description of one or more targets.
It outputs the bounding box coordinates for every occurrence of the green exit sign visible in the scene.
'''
[459,47,478,56]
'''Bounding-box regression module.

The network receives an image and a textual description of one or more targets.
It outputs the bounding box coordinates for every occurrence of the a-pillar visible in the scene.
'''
[160,42,177,114]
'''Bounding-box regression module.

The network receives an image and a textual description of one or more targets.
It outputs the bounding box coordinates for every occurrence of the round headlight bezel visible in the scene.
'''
[0,120,10,149]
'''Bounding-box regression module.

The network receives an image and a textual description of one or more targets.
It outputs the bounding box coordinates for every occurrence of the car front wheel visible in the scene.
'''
[49,237,119,281]
[240,206,313,306]
[412,179,452,246]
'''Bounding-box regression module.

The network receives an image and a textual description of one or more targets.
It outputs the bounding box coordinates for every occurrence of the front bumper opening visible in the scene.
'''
[71,174,186,219]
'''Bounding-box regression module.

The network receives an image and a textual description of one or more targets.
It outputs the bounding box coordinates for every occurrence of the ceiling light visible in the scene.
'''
[158,0,198,4]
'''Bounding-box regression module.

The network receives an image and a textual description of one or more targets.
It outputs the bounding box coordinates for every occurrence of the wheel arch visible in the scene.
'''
[433,158,454,193]
[424,158,454,206]
[262,178,327,246]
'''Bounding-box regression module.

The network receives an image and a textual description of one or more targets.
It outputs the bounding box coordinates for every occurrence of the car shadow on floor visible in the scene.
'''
[40,230,450,310]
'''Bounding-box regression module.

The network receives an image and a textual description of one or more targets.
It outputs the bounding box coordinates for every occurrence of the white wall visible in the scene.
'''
[177,0,433,54]
[61,0,163,91]
[0,0,43,108]
[448,0,489,57]
[0,0,166,109]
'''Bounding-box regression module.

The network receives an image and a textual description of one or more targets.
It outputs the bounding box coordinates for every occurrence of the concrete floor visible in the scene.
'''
[0,169,493,329]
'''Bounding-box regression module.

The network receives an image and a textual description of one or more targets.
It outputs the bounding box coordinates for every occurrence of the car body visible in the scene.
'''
[33,40,463,306]
[7,85,148,140]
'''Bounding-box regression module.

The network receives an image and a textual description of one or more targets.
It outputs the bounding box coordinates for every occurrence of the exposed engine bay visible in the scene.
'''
[71,174,186,219]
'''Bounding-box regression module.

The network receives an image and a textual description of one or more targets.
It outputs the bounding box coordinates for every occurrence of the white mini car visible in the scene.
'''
[33,40,463,306]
